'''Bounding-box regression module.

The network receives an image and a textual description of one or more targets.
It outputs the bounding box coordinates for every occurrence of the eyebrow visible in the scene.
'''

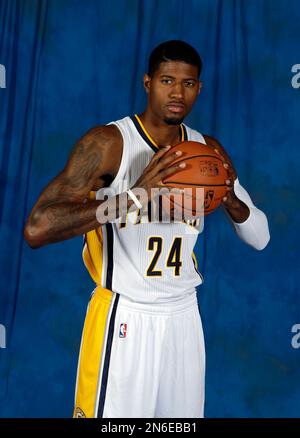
[159,74,198,81]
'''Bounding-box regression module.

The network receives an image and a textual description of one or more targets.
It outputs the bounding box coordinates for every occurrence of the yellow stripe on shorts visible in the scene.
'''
[74,287,115,418]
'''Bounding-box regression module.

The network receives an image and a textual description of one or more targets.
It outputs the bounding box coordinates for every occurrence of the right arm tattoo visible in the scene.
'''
[24,126,132,247]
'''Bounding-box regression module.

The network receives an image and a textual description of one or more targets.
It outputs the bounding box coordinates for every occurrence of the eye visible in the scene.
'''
[185,81,196,88]
[161,78,173,85]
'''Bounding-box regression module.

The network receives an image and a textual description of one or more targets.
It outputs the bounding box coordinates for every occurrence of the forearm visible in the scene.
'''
[231,206,270,250]
[225,178,270,250]
[25,194,135,248]
[35,199,109,245]
[224,199,250,223]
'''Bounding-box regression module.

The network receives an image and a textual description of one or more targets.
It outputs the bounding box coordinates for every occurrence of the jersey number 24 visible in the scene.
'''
[146,236,182,277]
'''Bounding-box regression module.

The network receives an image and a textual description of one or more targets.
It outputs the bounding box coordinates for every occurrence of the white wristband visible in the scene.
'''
[127,189,143,209]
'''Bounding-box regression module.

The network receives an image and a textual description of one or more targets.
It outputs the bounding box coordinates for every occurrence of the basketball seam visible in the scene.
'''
[168,199,216,215]
[165,182,227,187]
[168,154,225,165]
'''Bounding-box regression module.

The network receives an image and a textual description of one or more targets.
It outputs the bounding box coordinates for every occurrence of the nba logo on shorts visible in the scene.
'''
[119,323,127,338]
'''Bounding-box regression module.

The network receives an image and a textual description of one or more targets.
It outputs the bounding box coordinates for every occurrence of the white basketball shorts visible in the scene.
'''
[74,287,205,418]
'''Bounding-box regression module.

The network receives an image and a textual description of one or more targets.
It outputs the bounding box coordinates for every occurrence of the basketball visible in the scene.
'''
[162,141,229,216]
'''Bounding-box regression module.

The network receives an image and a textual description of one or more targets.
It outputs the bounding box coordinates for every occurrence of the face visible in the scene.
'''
[144,61,202,125]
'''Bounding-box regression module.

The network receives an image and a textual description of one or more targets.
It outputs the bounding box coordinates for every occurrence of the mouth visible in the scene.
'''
[166,102,185,114]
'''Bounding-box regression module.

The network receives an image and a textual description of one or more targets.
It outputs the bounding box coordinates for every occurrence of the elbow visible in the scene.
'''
[253,232,270,251]
[250,211,271,251]
[24,225,43,249]
[23,217,47,249]
[233,208,271,251]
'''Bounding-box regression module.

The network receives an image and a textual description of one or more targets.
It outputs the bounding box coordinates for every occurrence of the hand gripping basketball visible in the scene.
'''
[161,141,230,215]
[131,145,186,208]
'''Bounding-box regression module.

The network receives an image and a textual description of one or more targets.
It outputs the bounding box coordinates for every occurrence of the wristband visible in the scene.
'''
[127,189,143,209]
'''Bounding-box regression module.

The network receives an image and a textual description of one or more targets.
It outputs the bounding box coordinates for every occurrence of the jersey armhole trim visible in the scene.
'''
[105,121,128,190]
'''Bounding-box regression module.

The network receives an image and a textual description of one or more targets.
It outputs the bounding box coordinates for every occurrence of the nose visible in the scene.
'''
[170,81,184,99]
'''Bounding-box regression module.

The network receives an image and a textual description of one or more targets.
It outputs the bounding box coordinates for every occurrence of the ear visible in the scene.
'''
[143,73,151,94]
[197,81,203,95]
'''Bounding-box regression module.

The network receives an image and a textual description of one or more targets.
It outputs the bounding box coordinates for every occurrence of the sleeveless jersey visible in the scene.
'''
[82,115,206,304]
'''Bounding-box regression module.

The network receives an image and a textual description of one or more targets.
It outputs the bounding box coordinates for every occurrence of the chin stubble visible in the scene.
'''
[164,116,184,126]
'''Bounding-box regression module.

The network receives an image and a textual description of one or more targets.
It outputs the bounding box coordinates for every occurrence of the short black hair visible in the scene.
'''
[148,40,202,78]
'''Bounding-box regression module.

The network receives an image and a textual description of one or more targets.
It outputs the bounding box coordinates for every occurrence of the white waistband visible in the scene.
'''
[117,291,198,315]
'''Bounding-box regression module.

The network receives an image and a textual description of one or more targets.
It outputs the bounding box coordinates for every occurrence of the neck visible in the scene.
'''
[138,110,182,147]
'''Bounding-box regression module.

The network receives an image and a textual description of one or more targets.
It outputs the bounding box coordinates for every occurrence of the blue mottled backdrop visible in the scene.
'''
[0,0,299,417]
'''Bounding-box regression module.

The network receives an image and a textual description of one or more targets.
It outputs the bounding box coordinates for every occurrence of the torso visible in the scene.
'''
[83,115,207,304]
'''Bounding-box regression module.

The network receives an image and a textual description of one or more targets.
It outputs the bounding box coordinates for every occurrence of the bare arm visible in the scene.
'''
[24,126,185,248]
[24,125,123,248]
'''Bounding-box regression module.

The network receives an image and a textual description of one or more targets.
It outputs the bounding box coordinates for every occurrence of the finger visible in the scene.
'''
[155,150,183,172]
[159,161,186,180]
[147,150,183,181]
[223,191,233,203]
[222,194,235,205]
[223,161,234,174]
[222,162,235,184]
[158,186,185,196]
[153,145,171,161]
[214,148,226,161]
[147,145,171,170]
[213,148,236,180]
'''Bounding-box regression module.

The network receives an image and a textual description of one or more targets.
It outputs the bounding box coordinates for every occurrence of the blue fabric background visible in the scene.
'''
[0,0,299,417]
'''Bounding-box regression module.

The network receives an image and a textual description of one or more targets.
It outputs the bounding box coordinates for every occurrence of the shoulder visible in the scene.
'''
[202,134,222,149]
[183,124,203,141]
[183,125,225,154]
[81,124,122,147]
[83,125,123,158]
[73,123,123,178]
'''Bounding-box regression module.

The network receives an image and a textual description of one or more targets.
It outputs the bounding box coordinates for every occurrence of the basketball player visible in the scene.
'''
[24,40,270,418]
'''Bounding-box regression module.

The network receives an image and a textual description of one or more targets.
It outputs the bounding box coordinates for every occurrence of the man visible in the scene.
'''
[24,40,270,418]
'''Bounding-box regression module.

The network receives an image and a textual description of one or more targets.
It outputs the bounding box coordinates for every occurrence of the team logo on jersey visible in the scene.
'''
[119,323,127,338]
[75,407,86,418]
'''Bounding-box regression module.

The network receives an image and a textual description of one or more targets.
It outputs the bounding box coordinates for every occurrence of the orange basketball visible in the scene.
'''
[162,141,229,216]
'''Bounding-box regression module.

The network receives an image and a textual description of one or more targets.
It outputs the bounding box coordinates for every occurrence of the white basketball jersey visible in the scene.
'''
[83,115,206,304]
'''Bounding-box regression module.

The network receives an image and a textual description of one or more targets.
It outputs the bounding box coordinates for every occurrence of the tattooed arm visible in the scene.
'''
[24,125,126,248]
[24,124,187,248]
